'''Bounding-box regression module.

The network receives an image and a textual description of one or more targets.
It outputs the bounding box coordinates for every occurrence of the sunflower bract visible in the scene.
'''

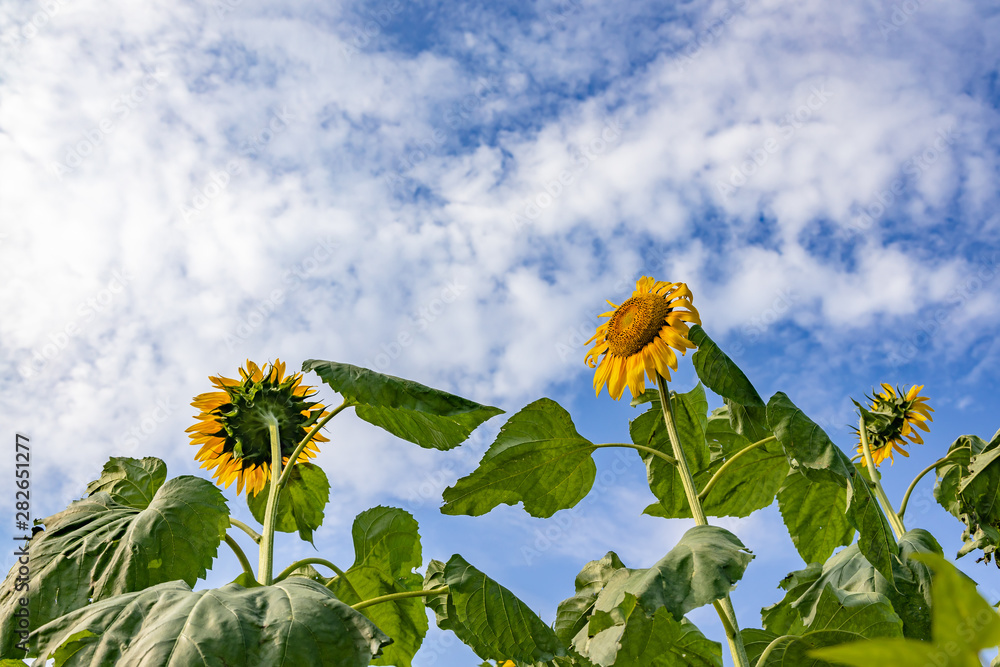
[855,383,934,467]
[187,359,329,496]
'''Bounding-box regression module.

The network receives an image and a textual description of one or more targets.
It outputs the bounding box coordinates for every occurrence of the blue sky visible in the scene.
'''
[2,0,999,664]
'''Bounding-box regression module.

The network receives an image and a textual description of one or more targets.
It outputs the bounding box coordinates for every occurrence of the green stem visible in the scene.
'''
[258,417,283,585]
[699,436,777,502]
[656,375,750,667]
[351,586,450,612]
[756,634,796,665]
[858,415,907,539]
[230,518,262,544]
[593,443,677,466]
[276,400,351,490]
[273,558,351,584]
[224,534,255,580]
[898,453,955,519]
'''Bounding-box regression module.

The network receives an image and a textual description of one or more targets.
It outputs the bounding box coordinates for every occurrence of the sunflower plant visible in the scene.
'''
[2,277,1000,667]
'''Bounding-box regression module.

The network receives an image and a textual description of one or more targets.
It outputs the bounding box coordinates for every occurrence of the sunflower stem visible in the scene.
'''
[230,518,262,544]
[898,454,956,519]
[699,436,777,502]
[273,557,351,585]
[656,375,750,667]
[858,415,907,539]
[351,586,450,612]
[756,634,797,664]
[593,443,677,466]
[224,534,255,580]
[258,417,283,585]
[276,399,351,490]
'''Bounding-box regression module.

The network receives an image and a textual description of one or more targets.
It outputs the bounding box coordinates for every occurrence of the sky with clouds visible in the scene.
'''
[2,0,999,664]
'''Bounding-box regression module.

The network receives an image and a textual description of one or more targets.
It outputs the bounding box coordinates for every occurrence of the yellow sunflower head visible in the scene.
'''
[187,359,329,496]
[855,383,933,467]
[584,277,702,400]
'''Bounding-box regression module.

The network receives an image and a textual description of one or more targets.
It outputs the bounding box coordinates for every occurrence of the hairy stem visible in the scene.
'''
[258,417,283,585]
[351,586,450,612]
[699,436,777,502]
[858,415,907,539]
[656,375,750,667]
[277,399,351,490]
[230,518,262,544]
[274,557,351,585]
[898,453,954,519]
[593,443,677,466]
[224,534,255,580]
[756,634,796,665]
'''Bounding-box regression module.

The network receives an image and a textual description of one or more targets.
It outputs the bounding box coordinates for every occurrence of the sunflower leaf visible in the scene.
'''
[84,456,167,509]
[688,325,765,407]
[766,392,853,483]
[809,553,1000,666]
[303,360,503,450]
[425,555,567,664]
[763,530,939,640]
[554,552,628,646]
[32,579,390,667]
[777,469,855,565]
[328,506,426,667]
[847,466,897,582]
[952,429,1000,564]
[441,398,596,518]
[247,462,329,545]
[0,469,229,658]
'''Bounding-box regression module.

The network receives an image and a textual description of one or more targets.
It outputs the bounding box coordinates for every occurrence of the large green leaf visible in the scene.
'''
[954,429,1000,563]
[763,530,939,640]
[580,594,722,667]
[846,466,897,581]
[642,408,786,519]
[553,552,628,646]
[755,585,903,666]
[248,462,329,545]
[766,393,852,482]
[32,579,391,666]
[688,325,764,407]
[327,506,426,667]
[593,526,753,622]
[441,398,596,518]
[699,415,788,517]
[777,469,855,564]
[726,399,772,445]
[425,555,566,664]
[0,464,229,658]
[84,456,167,509]
[303,360,503,450]
[810,553,1000,667]
[934,434,988,518]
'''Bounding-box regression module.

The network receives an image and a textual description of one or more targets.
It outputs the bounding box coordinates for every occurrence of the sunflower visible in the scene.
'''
[855,383,933,467]
[585,277,702,400]
[187,359,329,496]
